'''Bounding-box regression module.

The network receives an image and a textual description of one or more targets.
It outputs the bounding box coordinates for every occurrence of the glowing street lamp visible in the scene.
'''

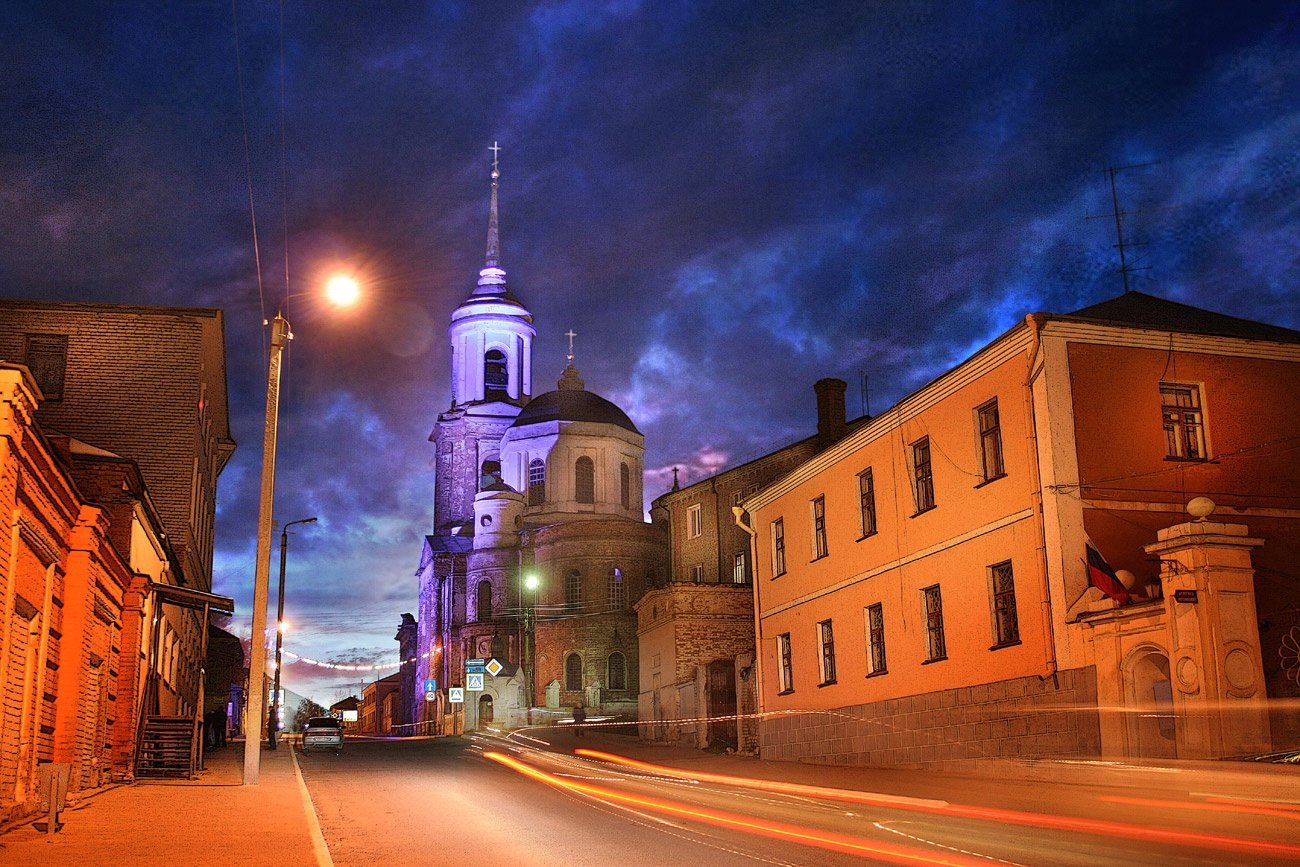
[269,516,316,751]
[244,279,358,785]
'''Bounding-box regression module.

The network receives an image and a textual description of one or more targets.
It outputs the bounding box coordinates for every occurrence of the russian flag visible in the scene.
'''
[1086,537,1130,604]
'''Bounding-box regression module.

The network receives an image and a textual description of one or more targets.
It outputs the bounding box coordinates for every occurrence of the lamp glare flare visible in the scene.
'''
[325,274,361,306]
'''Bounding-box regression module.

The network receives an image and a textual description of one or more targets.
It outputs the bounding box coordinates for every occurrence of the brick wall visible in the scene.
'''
[761,667,1101,769]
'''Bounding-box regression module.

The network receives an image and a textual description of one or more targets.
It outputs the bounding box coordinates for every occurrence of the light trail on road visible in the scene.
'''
[484,750,992,866]
[571,747,1300,862]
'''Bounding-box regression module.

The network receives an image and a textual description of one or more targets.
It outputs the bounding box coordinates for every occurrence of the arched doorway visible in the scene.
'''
[478,694,494,725]
[1125,647,1176,759]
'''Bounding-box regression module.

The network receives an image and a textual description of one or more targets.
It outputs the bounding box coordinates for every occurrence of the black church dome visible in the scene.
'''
[510,389,640,434]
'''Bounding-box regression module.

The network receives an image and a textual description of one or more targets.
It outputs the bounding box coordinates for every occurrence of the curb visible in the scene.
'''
[289,744,335,867]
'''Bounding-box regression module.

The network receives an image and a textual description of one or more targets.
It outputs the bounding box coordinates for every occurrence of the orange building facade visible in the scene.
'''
[745,293,1299,767]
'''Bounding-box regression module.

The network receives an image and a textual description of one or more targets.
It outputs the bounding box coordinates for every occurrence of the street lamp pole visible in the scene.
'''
[243,310,290,785]
[523,573,539,726]
[269,516,317,750]
[241,274,359,785]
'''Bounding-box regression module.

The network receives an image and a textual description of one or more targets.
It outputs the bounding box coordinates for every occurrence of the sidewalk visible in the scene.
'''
[0,741,329,867]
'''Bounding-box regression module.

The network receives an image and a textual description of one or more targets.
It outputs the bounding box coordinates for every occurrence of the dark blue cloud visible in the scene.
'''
[3,0,1296,703]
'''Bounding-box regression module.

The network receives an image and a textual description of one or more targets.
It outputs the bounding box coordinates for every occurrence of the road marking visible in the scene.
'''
[874,821,1028,867]
[291,745,335,867]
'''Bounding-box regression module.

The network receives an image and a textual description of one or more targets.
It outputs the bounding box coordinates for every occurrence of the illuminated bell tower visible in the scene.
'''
[431,145,536,531]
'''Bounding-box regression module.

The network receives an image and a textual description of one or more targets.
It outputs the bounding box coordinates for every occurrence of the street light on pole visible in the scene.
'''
[269,516,317,750]
[523,573,539,726]
[243,277,359,785]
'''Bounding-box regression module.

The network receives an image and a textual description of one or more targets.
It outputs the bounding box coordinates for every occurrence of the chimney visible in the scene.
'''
[814,378,848,448]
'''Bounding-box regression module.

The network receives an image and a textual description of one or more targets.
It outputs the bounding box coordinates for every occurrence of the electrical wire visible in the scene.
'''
[229,0,269,361]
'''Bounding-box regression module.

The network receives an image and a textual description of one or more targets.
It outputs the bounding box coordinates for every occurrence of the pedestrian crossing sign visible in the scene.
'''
[466,672,485,691]
[449,687,464,704]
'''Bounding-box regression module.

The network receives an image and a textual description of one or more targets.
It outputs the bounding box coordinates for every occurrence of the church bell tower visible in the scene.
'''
[430,144,535,531]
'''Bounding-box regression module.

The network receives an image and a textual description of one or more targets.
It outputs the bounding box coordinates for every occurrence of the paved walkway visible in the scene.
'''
[0,741,328,867]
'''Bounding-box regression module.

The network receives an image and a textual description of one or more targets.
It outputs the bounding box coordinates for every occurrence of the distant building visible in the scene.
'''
[639,380,861,751]
[330,696,361,732]
[360,672,402,735]
[745,292,1299,767]
[413,154,664,732]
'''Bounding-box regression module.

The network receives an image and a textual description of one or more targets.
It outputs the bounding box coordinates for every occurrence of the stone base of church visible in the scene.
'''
[760,667,1101,769]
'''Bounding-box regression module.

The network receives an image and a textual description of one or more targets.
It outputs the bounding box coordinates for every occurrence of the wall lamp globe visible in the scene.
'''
[524,574,540,591]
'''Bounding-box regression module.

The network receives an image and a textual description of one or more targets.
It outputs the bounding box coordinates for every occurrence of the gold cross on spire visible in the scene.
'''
[565,329,577,364]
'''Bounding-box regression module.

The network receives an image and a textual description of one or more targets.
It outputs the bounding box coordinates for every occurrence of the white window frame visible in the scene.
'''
[776,633,793,693]
[810,495,828,559]
[687,503,703,538]
[771,518,786,577]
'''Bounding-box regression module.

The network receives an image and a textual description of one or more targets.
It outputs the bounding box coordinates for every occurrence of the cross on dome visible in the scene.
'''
[565,329,577,364]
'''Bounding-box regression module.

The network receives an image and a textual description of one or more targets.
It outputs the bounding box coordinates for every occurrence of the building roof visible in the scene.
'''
[1061,291,1300,344]
[510,366,640,433]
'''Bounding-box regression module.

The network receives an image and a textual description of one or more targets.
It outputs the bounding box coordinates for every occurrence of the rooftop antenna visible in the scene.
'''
[859,371,870,418]
[1087,161,1159,294]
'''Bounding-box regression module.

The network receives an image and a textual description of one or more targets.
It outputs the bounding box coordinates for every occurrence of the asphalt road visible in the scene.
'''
[295,732,1300,866]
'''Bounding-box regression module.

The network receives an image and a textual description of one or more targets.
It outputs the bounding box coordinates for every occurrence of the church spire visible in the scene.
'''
[476,141,508,292]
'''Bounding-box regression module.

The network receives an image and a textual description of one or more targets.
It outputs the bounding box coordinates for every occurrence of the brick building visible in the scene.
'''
[638,380,862,751]
[413,156,664,732]
[744,292,1299,768]
[0,300,235,789]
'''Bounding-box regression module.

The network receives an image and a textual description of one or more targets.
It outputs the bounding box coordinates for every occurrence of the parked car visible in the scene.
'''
[301,716,344,754]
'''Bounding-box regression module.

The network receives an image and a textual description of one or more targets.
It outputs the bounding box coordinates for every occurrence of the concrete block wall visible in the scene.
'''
[761,667,1101,769]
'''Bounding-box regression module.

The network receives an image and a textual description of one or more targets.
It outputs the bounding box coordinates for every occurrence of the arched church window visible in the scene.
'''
[565,570,582,611]
[565,652,583,692]
[477,581,493,621]
[620,462,631,509]
[484,349,508,390]
[528,459,546,506]
[607,652,626,691]
[608,568,625,609]
[575,456,595,504]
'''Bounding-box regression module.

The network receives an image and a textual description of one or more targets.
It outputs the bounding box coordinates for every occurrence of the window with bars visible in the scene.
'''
[565,570,582,610]
[990,561,1020,647]
[528,459,546,506]
[607,652,626,691]
[912,437,936,513]
[811,496,828,559]
[687,503,702,538]
[977,399,1005,481]
[575,456,595,503]
[771,518,786,577]
[777,633,793,693]
[865,603,887,675]
[858,468,877,537]
[608,568,625,609]
[620,462,631,509]
[565,653,582,691]
[1160,383,1208,460]
[922,585,947,662]
[733,551,747,584]
[817,619,836,685]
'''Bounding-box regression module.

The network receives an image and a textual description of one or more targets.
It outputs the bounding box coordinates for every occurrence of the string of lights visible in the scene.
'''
[277,646,438,672]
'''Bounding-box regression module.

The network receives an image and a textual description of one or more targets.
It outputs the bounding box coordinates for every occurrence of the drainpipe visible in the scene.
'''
[1023,314,1058,685]
[732,506,763,733]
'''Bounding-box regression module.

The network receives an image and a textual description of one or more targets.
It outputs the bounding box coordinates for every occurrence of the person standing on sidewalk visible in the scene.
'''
[572,704,586,737]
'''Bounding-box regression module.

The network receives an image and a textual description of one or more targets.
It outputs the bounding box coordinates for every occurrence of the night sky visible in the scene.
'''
[3,2,1296,704]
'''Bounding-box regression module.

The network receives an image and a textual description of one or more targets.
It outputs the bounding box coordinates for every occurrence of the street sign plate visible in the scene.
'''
[466,672,485,691]
[466,658,486,666]
[449,687,464,704]
[1174,589,1198,603]
[485,658,503,677]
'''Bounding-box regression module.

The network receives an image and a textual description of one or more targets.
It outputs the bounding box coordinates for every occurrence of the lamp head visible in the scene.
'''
[325,274,361,307]
[524,574,539,591]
